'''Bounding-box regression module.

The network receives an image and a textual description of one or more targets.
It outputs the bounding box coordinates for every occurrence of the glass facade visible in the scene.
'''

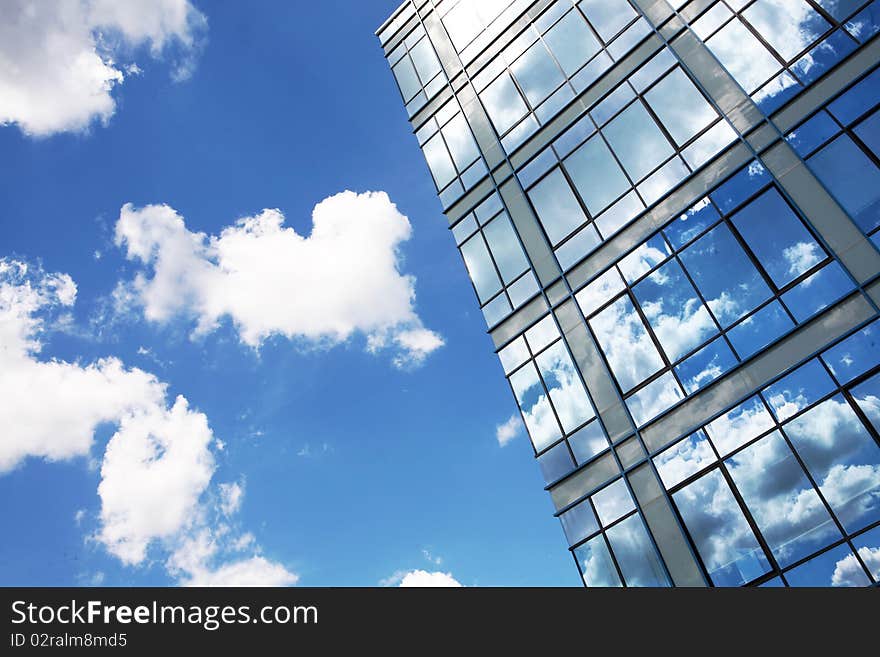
[379,0,880,586]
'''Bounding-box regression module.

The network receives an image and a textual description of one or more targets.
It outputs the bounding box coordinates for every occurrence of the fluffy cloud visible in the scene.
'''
[495,414,522,447]
[113,193,443,367]
[832,546,880,587]
[381,570,463,587]
[0,258,295,585]
[0,0,206,136]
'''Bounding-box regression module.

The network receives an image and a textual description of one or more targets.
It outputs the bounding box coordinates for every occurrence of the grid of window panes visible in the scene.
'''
[790,65,880,245]
[565,319,880,587]
[692,0,880,113]
[452,193,541,326]
[474,0,656,153]
[415,97,489,208]
[518,52,738,270]
[653,321,880,586]
[388,24,448,117]
[496,314,607,480]
[437,0,534,65]
[576,158,858,429]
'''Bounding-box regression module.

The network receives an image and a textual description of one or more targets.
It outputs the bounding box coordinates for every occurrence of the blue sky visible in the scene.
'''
[0,1,577,586]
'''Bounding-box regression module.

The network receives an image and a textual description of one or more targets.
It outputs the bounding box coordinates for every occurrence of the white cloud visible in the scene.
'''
[218,480,245,517]
[783,241,822,279]
[113,193,443,368]
[381,570,462,587]
[832,546,880,586]
[0,0,206,136]
[495,413,522,447]
[0,258,295,585]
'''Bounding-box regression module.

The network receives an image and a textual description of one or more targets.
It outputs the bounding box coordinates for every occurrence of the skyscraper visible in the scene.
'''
[377,0,880,587]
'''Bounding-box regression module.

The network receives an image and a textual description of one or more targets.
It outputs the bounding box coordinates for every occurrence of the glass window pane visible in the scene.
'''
[592,478,636,526]
[730,188,826,288]
[606,513,671,586]
[481,72,529,134]
[785,394,880,533]
[441,114,479,172]
[726,430,842,567]
[706,396,776,457]
[626,372,684,426]
[565,134,631,215]
[575,534,622,586]
[679,223,772,328]
[705,18,781,93]
[538,441,575,484]
[633,259,717,362]
[392,55,421,101]
[579,0,637,42]
[569,420,610,464]
[673,469,771,586]
[675,336,738,393]
[510,362,562,451]
[422,133,457,190]
[602,101,674,181]
[590,296,665,392]
[762,358,836,422]
[664,198,721,250]
[645,68,718,146]
[743,0,831,61]
[525,315,559,354]
[785,543,870,587]
[575,268,626,318]
[726,300,795,359]
[781,261,855,323]
[460,233,502,302]
[536,341,596,433]
[854,109,880,158]
[528,168,589,245]
[852,370,880,432]
[618,233,672,283]
[808,134,880,234]
[483,212,528,284]
[410,37,442,84]
[544,10,601,76]
[821,319,880,385]
[654,431,717,489]
[510,40,565,108]
[560,499,600,545]
[851,525,880,582]
[498,337,529,374]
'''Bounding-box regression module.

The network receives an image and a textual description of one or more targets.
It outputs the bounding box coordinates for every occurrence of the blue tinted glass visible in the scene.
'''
[680,223,772,328]
[460,233,502,303]
[590,296,665,392]
[663,198,721,250]
[846,1,880,42]
[565,133,632,215]
[759,577,785,587]
[575,534,622,587]
[528,168,589,245]
[606,513,671,587]
[710,161,772,214]
[538,441,576,484]
[786,111,840,157]
[762,358,837,422]
[602,101,674,181]
[817,0,868,21]
[544,9,601,77]
[727,300,795,360]
[754,72,802,114]
[792,30,857,85]
[827,66,880,125]
[511,40,565,108]
[568,420,610,464]
[654,431,716,489]
[673,469,771,586]
[821,320,880,384]
[536,341,596,433]
[726,430,842,567]
[618,233,672,283]
[730,188,825,288]
[854,109,880,157]
[675,336,738,393]
[632,259,717,362]
[560,499,600,545]
[781,261,855,323]
[851,525,880,582]
[809,135,880,234]
[785,394,880,533]
[852,371,880,432]
[626,372,684,427]
[785,543,870,587]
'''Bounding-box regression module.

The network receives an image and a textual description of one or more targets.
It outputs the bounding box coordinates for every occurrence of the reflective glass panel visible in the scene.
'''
[565,134,631,215]
[509,362,562,451]
[511,40,565,107]
[808,135,880,234]
[483,213,529,284]
[575,534,622,586]
[544,9,601,76]
[606,513,671,586]
[528,168,589,245]
[460,233,502,302]
[481,72,529,134]
[654,431,717,489]
[785,543,870,586]
[603,101,674,181]
[706,19,781,93]
[536,341,596,433]
[645,68,717,146]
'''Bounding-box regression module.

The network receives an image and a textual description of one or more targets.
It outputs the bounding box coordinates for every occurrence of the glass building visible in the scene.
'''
[377,0,880,587]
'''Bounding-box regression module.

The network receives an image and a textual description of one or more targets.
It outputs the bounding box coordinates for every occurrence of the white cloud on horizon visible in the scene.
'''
[0,0,206,136]
[0,258,295,586]
[380,569,462,587]
[113,192,444,368]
